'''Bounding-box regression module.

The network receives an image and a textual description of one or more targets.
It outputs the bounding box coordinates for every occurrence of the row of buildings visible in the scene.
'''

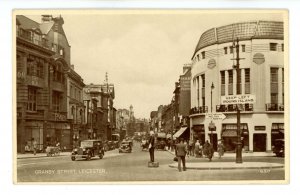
[16,15,118,153]
[150,20,285,153]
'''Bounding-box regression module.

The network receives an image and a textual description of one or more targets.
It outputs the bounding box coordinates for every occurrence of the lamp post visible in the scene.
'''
[210,83,215,149]
[233,38,243,164]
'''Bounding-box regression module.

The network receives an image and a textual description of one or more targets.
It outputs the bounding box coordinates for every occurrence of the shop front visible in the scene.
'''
[271,123,284,147]
[221,123,249,152]
[192,124,205,145]
[24,121,44,152]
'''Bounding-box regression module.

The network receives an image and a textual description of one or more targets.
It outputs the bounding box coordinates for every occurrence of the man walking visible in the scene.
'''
[175,138,187,172]
[148,131,155,162]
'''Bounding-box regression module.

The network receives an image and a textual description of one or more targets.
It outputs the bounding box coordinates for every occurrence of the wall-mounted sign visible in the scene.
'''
[221,95,256,105]
[255,126,266,131]
[205,113,226,120]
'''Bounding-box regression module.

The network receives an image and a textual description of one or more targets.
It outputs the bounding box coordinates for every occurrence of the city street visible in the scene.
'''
[17,141,285,183]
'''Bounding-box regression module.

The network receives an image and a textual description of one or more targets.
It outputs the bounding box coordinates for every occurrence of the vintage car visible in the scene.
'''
[119,141,132,153]
[71,139,105,161]
[155,132,167,150]
[272,139,285,157]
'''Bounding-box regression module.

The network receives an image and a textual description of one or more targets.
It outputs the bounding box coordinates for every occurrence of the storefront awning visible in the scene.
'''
[173,127,188,138]
[222,130,237,137]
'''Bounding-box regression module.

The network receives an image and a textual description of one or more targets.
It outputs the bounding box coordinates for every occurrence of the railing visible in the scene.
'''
[190,106,208,114]
[266,103,284,111]
[216,104,253,112]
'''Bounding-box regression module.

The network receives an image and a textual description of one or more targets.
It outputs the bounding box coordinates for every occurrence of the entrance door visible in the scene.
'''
[253,133,266,152]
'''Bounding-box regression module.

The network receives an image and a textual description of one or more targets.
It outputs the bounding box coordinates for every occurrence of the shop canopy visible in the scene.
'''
[173,127,188,138]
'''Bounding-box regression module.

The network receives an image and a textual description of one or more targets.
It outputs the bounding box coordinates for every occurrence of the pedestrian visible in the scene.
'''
[194,140,201,158]
[175,138,187,172]
[148,131,155,162]
[32,138,37,155]
[188,139,194,156]
[207,141,214,162]
[203,140,210,157]
[217,141,225,159]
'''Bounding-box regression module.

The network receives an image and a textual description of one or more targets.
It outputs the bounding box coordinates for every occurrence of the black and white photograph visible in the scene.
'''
[13,9,288,184]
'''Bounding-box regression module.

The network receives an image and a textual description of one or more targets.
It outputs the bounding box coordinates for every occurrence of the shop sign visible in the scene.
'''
[221,95,256,105]
[255,126,266,131]
[205,113,226,120]
[49,112,67,121]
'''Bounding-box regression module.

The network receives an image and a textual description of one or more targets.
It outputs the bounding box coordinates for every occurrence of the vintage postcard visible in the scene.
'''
[13,9,289,184]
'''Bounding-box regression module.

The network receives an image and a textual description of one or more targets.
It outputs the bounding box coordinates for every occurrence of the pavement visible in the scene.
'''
[167,149,284,170]
[16,151,70,159]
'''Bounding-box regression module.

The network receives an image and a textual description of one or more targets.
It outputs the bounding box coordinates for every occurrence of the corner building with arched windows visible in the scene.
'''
[190,21,285,153]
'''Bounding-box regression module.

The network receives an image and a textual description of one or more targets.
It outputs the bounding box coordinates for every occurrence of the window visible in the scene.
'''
[228,70,233,95]
[282,68,284,105]
[237,69,242,95]
[36,61,44,78]
[270,43,278,51]
[224,47,227,54]
[242,45,246,52]
[245,68,250,94]
[70,86,73,97]
[197,54,200,61]
[281,44,284,52]
[27,87,37,111]
[201,74,205,106]
[230,46,233,54]
[53,64,64,83]
[196,77,200,107]
[52,91,61,112]
[52,43,57,52]
[201,51,205,59]
[220,71,225,95]
[270,68,278,104]
[201,74,205,88]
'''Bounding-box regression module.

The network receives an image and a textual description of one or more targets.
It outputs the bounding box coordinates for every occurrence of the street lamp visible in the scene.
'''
[232,37,243,164]
[210,82,215,149]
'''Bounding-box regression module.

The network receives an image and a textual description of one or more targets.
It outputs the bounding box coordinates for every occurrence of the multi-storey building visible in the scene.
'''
[67,67,85,147]
[16,15,72,153]
[83,81,115,141]
[190,21,285,152]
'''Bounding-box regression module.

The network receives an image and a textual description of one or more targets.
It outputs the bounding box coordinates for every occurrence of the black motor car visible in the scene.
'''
[119,141,132,153]
[71,140,105,161]
[272,139,285,157]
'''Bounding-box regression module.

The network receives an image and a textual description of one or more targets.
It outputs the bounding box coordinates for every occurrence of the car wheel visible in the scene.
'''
[71,156,75,161]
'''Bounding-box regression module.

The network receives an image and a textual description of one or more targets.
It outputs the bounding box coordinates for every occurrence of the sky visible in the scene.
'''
[26,10,284,119]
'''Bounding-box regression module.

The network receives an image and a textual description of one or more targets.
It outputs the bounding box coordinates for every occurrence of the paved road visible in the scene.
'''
[17,142,285,182]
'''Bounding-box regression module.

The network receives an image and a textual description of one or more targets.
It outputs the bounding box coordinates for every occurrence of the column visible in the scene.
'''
[249,132,253,152]
[278,68,283,104]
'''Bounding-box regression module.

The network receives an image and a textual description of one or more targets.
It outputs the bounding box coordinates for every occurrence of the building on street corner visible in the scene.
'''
[190,21,285,152]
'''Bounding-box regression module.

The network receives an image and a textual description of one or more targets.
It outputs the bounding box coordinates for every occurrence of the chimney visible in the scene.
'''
[41,15,53,23]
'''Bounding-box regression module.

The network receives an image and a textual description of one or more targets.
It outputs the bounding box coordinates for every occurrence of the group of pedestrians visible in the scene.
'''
[174,138,225,172]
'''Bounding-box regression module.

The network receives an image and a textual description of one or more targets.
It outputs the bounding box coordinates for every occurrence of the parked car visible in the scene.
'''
[119,141,132,153]
[71,139,105,161]
[272,139,284,157]
[155,132,167,150]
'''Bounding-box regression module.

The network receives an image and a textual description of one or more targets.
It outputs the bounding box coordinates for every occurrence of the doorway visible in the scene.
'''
[253,133,267,152]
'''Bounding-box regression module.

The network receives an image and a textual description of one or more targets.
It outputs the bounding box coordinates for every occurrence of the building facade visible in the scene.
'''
[16,15,71,152]
[190,21,285,152]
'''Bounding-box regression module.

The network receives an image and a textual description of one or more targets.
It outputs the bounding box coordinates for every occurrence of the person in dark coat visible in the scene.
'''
[148,131,155,162]
[175,138,187,172]
[207,141,214,162]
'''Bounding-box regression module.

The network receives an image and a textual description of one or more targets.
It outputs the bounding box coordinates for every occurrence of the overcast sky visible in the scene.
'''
[26,10,284,119]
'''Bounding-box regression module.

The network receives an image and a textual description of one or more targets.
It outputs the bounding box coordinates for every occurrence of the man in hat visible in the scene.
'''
[148,131,155,162]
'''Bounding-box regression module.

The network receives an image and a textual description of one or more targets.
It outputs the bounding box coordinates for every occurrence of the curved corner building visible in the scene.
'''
[190,21,284,152]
